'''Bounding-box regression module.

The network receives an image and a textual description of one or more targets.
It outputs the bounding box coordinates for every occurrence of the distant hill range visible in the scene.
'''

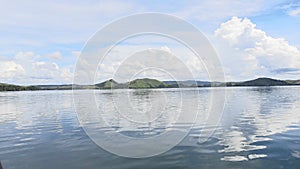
[0,83,39,91]
[95,78,170,89]
[1,77,300,91]
[226,78,291,87]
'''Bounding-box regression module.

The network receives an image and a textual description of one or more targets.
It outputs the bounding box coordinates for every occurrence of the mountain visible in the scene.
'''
[2,77,300,91]
[95,79,120,89]
[227,78,288,86]
[128,78,169,89]
[95,78,169,89]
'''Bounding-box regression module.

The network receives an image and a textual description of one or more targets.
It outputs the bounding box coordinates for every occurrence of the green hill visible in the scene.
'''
[2,77,300,91]
[227,78,288,86]
[128,78,168,89]
[95,78,169,89]
[95,79,120,89]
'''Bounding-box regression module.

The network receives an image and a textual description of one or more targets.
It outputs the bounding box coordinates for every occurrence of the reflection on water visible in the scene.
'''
[0,87,300,168]
[214,87,300,162]
[97,89,182,133]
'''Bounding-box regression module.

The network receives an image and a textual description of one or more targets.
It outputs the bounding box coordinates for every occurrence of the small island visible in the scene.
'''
[1,77,300,91]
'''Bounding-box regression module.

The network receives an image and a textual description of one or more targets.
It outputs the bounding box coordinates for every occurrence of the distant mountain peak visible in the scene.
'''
[240,77,288,86]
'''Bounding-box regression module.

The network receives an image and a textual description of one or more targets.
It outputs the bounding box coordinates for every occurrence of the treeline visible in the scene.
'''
[0,84,39,91]
[1,77,300,91]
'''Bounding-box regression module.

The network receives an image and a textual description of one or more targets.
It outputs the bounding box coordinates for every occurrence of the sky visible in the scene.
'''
[1,0,300,84]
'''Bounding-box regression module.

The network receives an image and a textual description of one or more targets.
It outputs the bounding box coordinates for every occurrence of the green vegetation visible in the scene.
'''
[286,80,300,85]
[35,84,96,90]
[128,78,168,89]
[95,79,120,89]
[226,78,289,87]
[1,77,300,91]
[0,83,39,91]
[95,78,169,89]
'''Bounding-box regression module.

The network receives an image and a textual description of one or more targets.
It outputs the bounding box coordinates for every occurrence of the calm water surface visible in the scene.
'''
[1,87,300,169]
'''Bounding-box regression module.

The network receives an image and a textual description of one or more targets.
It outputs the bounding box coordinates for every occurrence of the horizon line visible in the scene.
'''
[1,77,299,86]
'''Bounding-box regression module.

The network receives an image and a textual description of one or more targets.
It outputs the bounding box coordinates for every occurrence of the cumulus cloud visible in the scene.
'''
[0,52,74,84]
[71,51,81,58]
[288,8,300,16]
[0,61,25,80]
[15,51,38,61]
[160,46,172,53]
[46,51,62,60]
[61,67,74,82]
[92,43,208,83]
[214,16,300,80]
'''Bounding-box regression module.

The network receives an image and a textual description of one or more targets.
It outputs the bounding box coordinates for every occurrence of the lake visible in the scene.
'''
[1,87,300,169]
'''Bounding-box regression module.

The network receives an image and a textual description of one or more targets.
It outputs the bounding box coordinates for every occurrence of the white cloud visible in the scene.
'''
[15,52,37,61]
[282,2,300,16]
[0,0,287,49]
[0,0,141,45]
[0,61,25,80]
[92,42,208,83]
[160,46,172,53]
[288,8,300,16]
[176,0,284,22]
[33,61,59,72]
[0,1,138,28]
[61,67,74,83]
[46,51,62,60]
[0,52,74,84]
[71,51,81,58]
[214,16,300,80]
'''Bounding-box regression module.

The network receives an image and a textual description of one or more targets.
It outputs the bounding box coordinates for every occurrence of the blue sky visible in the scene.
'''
[1,0,300,84]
